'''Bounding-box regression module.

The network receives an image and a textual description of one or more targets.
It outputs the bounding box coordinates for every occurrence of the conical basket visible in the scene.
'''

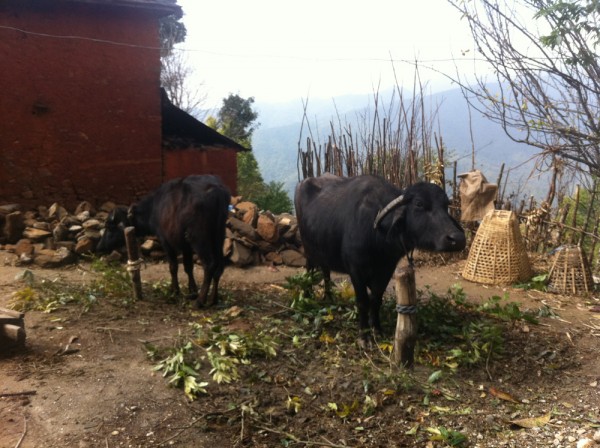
[462,210,532,284]
[548,245,594,295]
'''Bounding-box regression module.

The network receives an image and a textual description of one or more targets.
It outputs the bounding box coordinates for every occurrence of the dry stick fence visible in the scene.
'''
[297,85,446,192]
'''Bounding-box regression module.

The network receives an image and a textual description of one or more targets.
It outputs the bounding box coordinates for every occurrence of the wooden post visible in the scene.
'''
[0,307,26,351]
[393,265,417,368]
[124,226,143,301]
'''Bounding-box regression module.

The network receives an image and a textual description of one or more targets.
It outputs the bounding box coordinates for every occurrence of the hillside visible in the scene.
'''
[252,86,549,203]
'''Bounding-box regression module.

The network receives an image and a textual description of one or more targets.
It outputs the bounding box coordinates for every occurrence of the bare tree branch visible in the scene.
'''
[447,0,600,176]
[161,49,207,119]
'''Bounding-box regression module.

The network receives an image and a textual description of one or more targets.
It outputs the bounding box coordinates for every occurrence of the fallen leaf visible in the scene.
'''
[224,306,243,318]
[427,370,443,384]
[405,424,419,435]
[510,412,551,428]
[378,342,393,353]
[319,332,335,344]
[489,386,520,403]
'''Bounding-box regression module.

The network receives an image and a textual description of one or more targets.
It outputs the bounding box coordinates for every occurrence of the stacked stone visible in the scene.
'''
[0,200,305,269]
[225,199,305,267]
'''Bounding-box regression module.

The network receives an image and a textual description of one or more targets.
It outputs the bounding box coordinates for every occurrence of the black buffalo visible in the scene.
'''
[295,174,466,344]
[97,175,231,307]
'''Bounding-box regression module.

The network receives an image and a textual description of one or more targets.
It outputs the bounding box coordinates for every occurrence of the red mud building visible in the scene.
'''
[0,0,246,209]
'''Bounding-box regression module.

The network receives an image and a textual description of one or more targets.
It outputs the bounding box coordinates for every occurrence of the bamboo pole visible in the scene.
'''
[556,203,571,245]
[496,163,505,207]
[589,217,600,265]
[124,226,143,301]
[571,185,580,244]
[393,265,417,368]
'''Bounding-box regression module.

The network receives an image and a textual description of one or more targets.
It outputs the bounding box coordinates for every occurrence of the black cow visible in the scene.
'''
[295,174,466,345]
[97,175,231,307]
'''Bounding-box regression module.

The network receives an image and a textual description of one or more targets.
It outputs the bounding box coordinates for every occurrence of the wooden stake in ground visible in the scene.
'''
[124,226,143,301]
[393,265,417,368]
[0,307,26,351]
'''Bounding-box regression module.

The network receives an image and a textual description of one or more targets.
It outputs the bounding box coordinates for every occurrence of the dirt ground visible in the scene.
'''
[1,255,599,448]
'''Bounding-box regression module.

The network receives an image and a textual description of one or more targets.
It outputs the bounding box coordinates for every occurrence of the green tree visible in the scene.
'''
[210,94,293,212]
[159,13,186,57]
[255,181,294,214]
[236,151,267,203]
[217,94,259,148]
[214,95,262,201]
[208,95,262,201]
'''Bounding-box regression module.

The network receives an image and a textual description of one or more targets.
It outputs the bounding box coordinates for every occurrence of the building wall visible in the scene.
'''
[0,2,163,209]
[164,148,238,196]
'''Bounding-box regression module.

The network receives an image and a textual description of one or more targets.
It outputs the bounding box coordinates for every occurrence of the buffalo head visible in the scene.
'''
[96,207,130,253]
[373,182,466,254]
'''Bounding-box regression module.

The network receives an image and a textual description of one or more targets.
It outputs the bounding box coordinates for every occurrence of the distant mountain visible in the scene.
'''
[251,86,549,204]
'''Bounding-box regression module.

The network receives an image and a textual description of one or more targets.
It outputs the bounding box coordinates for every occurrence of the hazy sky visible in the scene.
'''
[175,0,479,108]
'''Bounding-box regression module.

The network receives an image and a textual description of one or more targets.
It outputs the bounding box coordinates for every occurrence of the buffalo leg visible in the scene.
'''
[163,245,181,296]
[196,260,218,307]
[181,245,198,296]
[208,263,224,306]
[206,259,225,306]
[195,267,210,307]
[322,268,334,300]
[350,275,372,348]
[368,285,386,336]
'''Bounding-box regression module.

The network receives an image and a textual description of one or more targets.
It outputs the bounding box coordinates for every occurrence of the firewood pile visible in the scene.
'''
[0,200,306,269]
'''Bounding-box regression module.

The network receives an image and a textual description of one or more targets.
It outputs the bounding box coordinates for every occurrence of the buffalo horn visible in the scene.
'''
[373,195,405,229]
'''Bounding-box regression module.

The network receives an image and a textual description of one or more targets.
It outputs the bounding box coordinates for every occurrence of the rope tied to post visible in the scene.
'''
[126,258,144,273]
[396,304,417,314]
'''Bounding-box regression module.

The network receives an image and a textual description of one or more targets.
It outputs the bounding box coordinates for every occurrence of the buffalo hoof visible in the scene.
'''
[205,295,219,307]
[357,332,374,350]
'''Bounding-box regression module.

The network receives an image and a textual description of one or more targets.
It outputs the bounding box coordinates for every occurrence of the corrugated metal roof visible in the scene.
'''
[161,90,250,152]
[64,0,181,15]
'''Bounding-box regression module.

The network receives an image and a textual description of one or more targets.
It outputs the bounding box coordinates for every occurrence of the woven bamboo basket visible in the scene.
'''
[462,210,532,284]
[548,245,594,295]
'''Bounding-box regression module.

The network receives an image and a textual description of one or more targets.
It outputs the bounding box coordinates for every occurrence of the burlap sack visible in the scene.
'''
[458,170,498,222]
